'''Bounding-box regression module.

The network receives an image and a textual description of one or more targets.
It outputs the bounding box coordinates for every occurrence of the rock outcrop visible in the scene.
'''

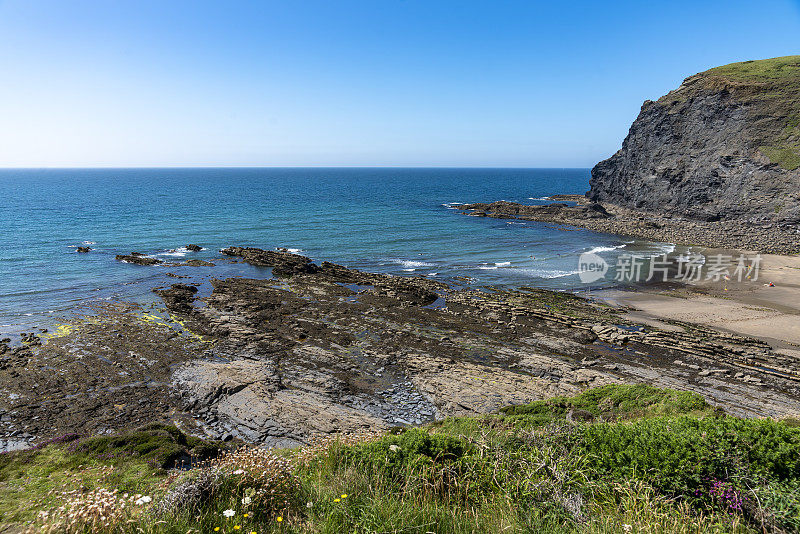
[4,248,800,449]
[461,198,610,220]
[589,56,800,226]
[116,252,162,266]
[220,246,320,276]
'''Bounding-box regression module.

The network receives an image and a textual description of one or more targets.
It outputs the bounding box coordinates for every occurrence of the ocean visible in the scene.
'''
[0,168,673,334]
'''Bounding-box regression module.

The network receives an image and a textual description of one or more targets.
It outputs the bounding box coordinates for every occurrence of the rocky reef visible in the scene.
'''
[459,196,800,254]
[4,248,798,452]
[589,56,800,228]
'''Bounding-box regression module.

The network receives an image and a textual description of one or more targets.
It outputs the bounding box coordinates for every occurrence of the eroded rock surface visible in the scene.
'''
[459,196,800,254]
[161,250,800,446]
[3,249,800,451]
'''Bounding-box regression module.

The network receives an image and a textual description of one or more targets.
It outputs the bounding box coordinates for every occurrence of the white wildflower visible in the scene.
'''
[389,444,400,452]
[241,496,252,505]
[134,495,152,505]
[233,469,245,475]
[223,509,236,518]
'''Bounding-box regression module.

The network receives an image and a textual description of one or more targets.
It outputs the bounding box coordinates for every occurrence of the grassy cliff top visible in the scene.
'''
[703,55,800,82]
[665,55,800,170]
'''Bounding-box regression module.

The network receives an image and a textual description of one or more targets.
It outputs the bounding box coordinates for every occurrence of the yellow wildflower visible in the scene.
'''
[334,498,340,503]
[276,516,283,522]
[341,494,348,498]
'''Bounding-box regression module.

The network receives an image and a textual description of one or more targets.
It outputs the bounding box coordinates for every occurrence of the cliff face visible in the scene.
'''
[589,56,800,225]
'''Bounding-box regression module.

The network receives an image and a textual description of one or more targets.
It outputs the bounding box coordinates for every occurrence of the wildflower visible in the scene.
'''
[306,501,313,508]
[277,516,283,522]
[623,525,632,532]
[243,513,249,518]
[242,496,252,505]
[341,494,348,499]
[223,509,236,518]
[334,498,340,503]
[214,528,220,532]
[134,495,152,505]
[233,469,245,475]
[389,444,400,452]
[234,526,241,531]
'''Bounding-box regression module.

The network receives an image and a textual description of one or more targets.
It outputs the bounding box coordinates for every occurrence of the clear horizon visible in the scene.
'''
[0,165,593,169]
[1,0,798,168]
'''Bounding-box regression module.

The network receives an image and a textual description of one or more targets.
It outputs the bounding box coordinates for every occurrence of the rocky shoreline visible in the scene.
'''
[2,248,800,452]
[460,195,800,255]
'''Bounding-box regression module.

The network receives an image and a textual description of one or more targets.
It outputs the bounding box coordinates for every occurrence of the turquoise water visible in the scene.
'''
[0,168,670,334]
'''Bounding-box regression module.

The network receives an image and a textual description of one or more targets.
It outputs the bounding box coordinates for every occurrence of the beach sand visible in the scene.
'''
[589,253,800,357]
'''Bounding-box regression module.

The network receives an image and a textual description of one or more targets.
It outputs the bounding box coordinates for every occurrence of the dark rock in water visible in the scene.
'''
[460,199,612,221]
[155,284,198,314]
[181,259,215,267]
[116,253,162,266]
[589,56,800,226]
[220,246,320,276]
[76,246,91,253]
[186,244,202,252]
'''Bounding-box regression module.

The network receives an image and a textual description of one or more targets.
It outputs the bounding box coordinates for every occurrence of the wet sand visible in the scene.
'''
[590,253,800,357]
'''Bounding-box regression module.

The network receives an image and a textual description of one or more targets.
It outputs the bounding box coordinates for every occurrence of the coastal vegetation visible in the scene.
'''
[705,55,800,171]
[2,384,798,533]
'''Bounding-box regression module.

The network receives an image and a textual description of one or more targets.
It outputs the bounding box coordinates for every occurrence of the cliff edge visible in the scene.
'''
[589,56,800,226]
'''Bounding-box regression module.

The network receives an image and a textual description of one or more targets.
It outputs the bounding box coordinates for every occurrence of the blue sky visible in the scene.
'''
[0,0,798,167]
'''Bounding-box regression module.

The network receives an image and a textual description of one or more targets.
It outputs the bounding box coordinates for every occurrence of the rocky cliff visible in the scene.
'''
[589,56,800,225]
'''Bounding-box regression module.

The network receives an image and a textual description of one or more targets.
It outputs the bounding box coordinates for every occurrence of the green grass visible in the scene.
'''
[760,145,800,170]
[2,385,799,533]
[705,55,800,82]
[0,441,164,524]
[499,383,713,421]
[709,57,800,170]
[0,424,223,525]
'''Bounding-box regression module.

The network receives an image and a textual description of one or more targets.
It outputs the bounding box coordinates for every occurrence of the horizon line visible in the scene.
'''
[0,165,593,170]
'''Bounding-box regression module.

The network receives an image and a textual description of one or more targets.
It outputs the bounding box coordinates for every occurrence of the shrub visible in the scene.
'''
[63,424,222,469]
[576,415,800,504]
[755,479,800,533]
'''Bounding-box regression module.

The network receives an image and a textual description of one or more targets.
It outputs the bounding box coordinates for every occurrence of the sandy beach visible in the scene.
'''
[589,253,800,359]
